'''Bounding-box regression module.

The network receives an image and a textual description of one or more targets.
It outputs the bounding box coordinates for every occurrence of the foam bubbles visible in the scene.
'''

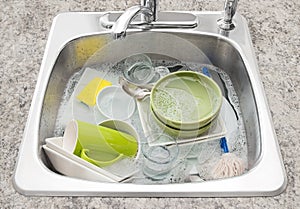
[53,59,248,183]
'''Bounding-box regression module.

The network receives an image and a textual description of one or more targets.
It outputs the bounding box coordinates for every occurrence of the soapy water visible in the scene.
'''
[53,58,247,183]
[153,87,202,123]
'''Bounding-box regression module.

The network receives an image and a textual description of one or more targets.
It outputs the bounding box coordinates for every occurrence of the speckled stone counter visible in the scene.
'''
[0,0,299,208]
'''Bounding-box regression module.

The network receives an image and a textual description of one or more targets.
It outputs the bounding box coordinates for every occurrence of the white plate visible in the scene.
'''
[43,145,116,182]
[45,137,138,182]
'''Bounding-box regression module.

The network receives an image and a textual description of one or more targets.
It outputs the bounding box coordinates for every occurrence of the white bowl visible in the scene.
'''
[96,85,136,120]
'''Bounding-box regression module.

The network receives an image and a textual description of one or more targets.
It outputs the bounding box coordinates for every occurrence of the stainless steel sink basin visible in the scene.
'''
[13,12,286,196]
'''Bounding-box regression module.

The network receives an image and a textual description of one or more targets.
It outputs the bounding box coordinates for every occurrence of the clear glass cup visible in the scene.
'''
[124,54,156,84]
[141,134,179,180]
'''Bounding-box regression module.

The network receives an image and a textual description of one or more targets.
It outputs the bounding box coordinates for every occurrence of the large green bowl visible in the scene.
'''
[150,71,222,130]
[151,107,212,138]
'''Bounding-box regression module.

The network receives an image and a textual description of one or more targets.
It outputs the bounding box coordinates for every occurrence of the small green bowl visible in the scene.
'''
[150,71,222,130]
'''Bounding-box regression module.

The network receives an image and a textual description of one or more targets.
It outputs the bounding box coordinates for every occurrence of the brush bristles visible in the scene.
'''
[211,153,245,179]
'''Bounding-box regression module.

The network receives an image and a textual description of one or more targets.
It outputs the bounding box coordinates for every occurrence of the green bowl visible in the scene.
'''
[150,71,222,130]
[151,107,212,139]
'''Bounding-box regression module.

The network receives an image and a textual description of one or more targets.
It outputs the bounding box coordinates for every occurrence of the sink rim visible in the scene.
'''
[13,11,287,197]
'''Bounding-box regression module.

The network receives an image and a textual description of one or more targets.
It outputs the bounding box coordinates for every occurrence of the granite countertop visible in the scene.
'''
[1,0,299,208]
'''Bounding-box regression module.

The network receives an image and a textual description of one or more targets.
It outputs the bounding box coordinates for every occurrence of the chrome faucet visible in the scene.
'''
[112,0,157,39]
[106,0,238,39]
[107,0,198,39]
[141,0,158,22]
[217,0,238,30]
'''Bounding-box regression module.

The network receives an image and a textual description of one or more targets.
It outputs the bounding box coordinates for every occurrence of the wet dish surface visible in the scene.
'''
[151,71,222,130]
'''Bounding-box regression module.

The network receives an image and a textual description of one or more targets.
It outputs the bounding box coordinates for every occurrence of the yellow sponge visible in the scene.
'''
[76,77,112,106]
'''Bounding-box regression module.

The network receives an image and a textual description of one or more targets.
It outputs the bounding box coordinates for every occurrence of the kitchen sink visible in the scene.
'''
[13,11,286,197]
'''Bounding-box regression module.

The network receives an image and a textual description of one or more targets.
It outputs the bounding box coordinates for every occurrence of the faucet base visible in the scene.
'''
[217,18,235,30]
[100,12,198,30]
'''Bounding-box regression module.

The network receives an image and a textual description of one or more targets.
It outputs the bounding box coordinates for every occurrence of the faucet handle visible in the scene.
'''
[217,0,238,30]
[225,0,238,21]
[141,0,158,21]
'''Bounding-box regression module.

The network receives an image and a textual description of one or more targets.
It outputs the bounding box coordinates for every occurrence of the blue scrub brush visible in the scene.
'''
[201,67,245,179]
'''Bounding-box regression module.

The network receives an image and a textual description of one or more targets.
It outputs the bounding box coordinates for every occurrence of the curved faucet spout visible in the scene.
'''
[112,5,153,39]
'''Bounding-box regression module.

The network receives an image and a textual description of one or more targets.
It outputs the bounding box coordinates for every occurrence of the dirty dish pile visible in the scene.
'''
[44,53,225,183]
